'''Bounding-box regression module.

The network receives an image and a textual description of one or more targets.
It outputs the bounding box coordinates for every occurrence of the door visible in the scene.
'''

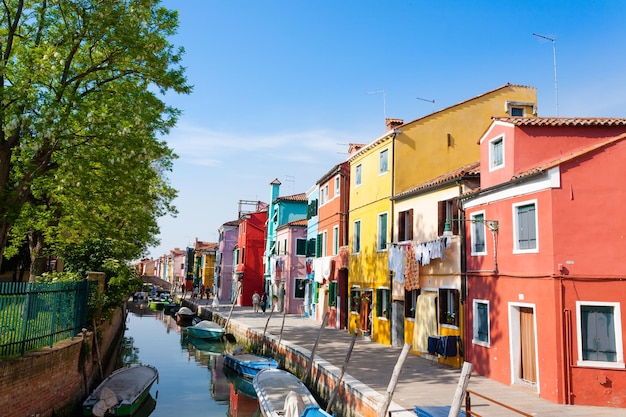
[519,307,537,384]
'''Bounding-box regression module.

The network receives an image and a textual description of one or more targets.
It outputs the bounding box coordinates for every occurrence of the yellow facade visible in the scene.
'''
[394,84,537,194]
[348,132,394,345]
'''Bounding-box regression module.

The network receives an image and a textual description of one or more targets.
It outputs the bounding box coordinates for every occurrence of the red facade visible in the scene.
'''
[463,118,626,407]
[235,209,267,306]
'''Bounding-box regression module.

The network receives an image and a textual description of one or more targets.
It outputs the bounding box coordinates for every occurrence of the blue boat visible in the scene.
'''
[223,351,279,379]
[253,368,332,417]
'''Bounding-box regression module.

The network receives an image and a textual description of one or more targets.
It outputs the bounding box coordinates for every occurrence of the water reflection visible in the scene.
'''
[114,301,260,417]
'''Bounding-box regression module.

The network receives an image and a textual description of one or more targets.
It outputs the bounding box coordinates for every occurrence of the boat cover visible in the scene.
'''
[93,386,119,417]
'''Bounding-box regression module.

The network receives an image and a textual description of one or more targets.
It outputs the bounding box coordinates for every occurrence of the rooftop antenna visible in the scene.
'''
[284,175,295,195]
[366,90,386,119]
[533,32,559,116]
[416,96,435,113]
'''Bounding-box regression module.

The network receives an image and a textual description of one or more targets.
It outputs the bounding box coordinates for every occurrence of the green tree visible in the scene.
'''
[0,0,190,272]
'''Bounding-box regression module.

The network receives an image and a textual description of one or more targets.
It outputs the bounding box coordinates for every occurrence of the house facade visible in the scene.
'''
[304,184,319,318]
[274,219,307,314]
[234,207,267,307]
[215,220,239,302]
[462,117,626,407]
[348,127,395,344]
[315,161,351,329]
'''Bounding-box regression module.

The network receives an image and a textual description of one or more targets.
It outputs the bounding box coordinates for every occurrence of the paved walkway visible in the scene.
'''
[186,295,622,417]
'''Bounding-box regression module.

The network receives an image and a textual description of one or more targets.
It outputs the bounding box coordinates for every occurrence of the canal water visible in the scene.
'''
[84,301,260,417]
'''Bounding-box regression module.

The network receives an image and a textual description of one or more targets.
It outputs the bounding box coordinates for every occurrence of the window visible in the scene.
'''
[284,239,287,255]
[335,176,340,196]
[296,239,307,256]
[306,238,316,257]
[514,201,538,252]
[473,300,490,346]
[332,226,339,256]
[376,288,390,318]
[307,199,318,220]
[511,107,524,117]
[294,278,306,299]
[353,221,361,253]
[355,164,362,186]
[241,247,245,263]
[405,289,420,318]
[439,288,459,327]
[398,209,414,241]
[490,136,504,170]
[350,289,361,312]
[471,212,486,255]
[322,230,328,257]
[379,148,389,174]
[438,198,458,236]
[328,281,337,307]
[576,301,624,368]
[316,233,323,257]
[377,212,388,251]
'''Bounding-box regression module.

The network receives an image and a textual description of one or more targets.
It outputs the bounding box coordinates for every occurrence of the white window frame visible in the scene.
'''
[473,299,490,347]
[576,301,624,369]
[470,211,487,256]
[377,212,388,251]
[355,164,362,186]
[353,220,361,254]
[332,226,339,256]
[379,148,389,175]
[512,199,538,254]
[334,175,340,196]
[489,135,505,171]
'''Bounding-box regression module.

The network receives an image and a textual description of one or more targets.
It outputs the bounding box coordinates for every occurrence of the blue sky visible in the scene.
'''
[149,0,626,258]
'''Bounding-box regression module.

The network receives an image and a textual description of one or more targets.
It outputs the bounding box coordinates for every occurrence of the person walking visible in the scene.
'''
[260,292,268,313]
[200,284,205,300]
[252,291,260,313]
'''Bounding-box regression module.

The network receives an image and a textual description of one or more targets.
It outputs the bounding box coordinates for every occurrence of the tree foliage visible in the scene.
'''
[0,0,190,275]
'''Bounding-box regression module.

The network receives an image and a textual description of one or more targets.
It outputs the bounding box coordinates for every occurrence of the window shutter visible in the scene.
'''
[437,201,446,236]
[398,212,406,241]
[452,198,459,235]
[408,209,414,240]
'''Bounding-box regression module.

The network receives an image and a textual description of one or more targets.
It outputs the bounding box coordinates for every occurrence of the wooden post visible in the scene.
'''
[277,302,289,347]
[448,362,472,417]
[378,343,411,417]
[224,282,242,330]
[305,311,329,382]
[326,328,359,414]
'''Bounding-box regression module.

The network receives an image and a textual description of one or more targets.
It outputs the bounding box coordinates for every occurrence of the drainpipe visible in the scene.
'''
[389,129,399,346]
[458,183,469,363]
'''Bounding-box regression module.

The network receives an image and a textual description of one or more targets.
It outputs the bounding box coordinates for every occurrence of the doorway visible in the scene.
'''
[509,303,539,391]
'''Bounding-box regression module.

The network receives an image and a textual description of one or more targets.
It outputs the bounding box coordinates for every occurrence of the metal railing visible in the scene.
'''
[0,281,93,358]
[465,389,532,417]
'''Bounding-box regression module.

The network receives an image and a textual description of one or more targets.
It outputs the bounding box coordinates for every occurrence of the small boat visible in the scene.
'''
[148,300,165,310]
[175,306,196,325]
[253,368,332,417]
[186,320,225,341]
[83,364,159,417]
[223,347,278,379]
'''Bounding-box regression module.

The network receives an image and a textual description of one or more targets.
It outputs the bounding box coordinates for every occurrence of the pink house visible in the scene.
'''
[275,219,307,314]
[462,117,626,407]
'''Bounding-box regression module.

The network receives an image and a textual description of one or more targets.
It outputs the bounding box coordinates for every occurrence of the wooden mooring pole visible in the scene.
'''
[305,311,329,382]
[378,343,411,417]
[326,328,359,414]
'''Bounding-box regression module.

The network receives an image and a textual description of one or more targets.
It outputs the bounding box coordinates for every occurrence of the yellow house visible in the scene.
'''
[347,123,400,345]
[389,84,537,366]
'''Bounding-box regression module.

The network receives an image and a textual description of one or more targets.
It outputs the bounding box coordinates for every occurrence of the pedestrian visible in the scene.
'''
[252,291,260,313]
[181,282,186,298]
[205,287,210,299]
[200,284,205,300]
[212,295,220,310]
[260,292,268,313]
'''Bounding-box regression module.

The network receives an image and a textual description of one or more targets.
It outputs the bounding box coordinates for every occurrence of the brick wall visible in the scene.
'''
[0,308,125,417]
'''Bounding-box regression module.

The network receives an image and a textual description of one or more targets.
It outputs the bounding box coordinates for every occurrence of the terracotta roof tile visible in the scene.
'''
[276,192,307,202]
[393,161,480,200]
[495,117,626,127]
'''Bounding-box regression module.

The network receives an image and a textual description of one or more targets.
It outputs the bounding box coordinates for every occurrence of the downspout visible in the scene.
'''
[390,129,399,346]
[458,182,469,363]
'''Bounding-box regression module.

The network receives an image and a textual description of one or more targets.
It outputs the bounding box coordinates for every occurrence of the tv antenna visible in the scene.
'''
[366,90,386,119]
[533,32,559,116]
[284,175,295,195]
[416,96,435,113]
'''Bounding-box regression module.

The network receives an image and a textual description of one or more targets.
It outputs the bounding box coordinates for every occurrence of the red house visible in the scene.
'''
[462,117,626,407]
[234,207,267,306]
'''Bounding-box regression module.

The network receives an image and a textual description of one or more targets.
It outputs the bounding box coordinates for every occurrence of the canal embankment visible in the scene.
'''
[0,307,126,417]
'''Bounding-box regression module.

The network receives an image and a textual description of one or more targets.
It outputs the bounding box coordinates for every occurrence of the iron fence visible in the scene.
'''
[0,281,94,358]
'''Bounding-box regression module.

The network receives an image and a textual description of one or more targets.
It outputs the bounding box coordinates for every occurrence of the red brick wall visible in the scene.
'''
[0,308,125,417]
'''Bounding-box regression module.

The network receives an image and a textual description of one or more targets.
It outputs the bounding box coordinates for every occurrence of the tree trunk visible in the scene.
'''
[28,230,47,282]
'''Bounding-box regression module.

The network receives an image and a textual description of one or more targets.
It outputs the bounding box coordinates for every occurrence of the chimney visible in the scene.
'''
[386,118,404,131]
[348,143,365,157]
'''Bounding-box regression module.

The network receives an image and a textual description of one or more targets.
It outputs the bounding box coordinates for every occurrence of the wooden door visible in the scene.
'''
[519,307,537,384]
